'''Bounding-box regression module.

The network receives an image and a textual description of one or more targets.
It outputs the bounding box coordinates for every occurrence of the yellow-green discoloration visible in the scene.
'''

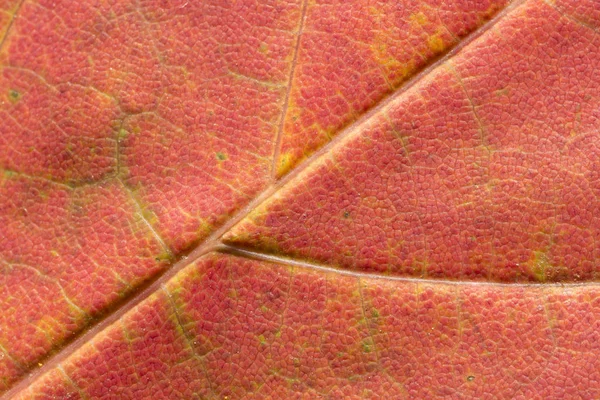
[277,152,294,176]
[8,89,21,103]
[409,12,428,27]
[524,248,569,282]
[154,251,173,263]
[427,33,446,54]
[257,334,267,346]
[361,340,372,353]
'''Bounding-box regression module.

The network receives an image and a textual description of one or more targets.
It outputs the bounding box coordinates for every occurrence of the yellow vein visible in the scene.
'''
[117,178,174,260]
[270,0,309,180]
[0,0,25,53]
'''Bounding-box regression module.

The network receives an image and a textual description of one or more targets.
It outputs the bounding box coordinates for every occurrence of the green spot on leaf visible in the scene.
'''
[362,341,372,353]
[154,252,172,263]
[258,334,267,346]
[8,89,21,103]
[216,152,227,161]
[530,250,552,282]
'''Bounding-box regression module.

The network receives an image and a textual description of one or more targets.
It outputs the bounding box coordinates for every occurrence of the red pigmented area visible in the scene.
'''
[2,0,600,398]
[16,254,600,399]
[0,174,170,390]
[116,0,303,252]
[552,0,600,30]
[275,0,510,175]
[227,0,600,283]
[0,0,304,390]
[0,68,120,184]
[0,0,303,252]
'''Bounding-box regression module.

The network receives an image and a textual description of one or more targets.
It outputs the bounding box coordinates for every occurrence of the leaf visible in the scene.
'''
[0,0,599,398]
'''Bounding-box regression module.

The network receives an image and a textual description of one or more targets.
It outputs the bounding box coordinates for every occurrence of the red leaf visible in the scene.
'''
[1,0,599,398]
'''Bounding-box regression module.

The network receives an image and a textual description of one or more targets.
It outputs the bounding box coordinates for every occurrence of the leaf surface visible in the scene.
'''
[226,0,600,283]
[14,253,600,398]
[1,0,599,398]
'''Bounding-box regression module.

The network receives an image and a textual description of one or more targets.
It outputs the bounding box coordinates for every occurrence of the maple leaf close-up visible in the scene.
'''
[1,0,600,398]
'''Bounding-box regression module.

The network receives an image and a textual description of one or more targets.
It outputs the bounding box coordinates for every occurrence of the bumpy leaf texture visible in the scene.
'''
[0,0,599,398]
